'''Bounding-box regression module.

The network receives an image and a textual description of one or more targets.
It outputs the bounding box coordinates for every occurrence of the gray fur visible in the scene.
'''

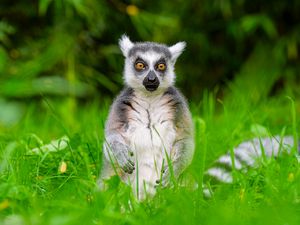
[204,136,299,186]
[163,86,189,125]
[128,42,171,58]
[99,87,137,179]
[100,85,194,192]
[106,87,135,132]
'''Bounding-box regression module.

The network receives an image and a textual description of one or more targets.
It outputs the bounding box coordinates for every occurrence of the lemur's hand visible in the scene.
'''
[161,166,170,187]
[155,164,172,187]
[110,141,135,174]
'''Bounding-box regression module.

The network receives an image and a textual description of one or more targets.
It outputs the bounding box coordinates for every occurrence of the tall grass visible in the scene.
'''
[0,92,299,225]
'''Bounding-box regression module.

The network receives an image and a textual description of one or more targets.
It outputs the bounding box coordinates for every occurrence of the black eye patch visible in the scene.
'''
[155,58,166,65]
[134,57,146,64]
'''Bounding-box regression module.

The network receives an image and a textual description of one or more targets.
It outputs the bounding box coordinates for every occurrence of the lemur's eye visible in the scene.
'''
[157,63,166,71]
[135,62,145,71]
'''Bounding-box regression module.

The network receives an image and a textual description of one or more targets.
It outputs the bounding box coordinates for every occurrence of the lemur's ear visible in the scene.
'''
[119,35,134,57]
[168,41,186,63]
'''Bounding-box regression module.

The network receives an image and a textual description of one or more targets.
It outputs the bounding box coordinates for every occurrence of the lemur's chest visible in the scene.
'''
[124,94,176,155]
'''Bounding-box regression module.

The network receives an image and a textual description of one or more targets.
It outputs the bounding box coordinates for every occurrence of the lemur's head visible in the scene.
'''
[119,35,186,94]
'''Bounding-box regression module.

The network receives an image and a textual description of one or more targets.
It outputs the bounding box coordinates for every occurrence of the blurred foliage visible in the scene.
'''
[0,0,300,125]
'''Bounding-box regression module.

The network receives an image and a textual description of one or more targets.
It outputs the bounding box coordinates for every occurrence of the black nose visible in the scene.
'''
[143,70,160,92]
[147,71,157,82]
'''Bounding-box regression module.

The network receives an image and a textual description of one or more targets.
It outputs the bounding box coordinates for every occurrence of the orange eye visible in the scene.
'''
[157,63,166,71]
[135,62,145,70]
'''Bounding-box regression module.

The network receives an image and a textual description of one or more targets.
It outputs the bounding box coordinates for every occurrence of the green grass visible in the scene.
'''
[0,92,300,225]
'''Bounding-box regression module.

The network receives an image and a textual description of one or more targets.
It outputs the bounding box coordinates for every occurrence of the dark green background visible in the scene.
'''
[0,0,299,100]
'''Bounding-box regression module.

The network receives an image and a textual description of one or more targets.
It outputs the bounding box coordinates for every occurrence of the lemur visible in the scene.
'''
[99,35,300,200]
[98,35,194,200]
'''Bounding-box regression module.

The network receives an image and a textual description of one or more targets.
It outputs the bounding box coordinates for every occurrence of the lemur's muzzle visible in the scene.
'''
[143,70,160,92]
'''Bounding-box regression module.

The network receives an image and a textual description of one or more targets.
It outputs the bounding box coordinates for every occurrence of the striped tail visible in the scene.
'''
[203,136,300,197]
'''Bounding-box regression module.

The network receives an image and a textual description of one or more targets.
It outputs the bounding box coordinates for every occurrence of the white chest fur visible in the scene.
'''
[123,92,176,197]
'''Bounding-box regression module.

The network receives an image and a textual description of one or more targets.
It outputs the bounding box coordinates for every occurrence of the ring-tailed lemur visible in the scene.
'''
[98,35,299,200]
[98,35,194,200]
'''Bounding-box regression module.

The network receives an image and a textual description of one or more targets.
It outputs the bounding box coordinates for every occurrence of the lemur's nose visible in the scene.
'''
[143,70,160,92]
[147,71,157,82]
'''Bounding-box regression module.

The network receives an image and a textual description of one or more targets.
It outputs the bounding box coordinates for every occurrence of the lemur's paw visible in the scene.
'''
[111,142,135,174]
[155,166,170,188]
[161,167,171,187]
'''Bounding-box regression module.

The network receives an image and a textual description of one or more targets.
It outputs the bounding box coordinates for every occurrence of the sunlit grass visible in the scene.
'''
[0,93,299,225]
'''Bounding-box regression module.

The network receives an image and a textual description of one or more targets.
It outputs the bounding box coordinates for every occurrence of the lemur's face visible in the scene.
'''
[119,35,186,93]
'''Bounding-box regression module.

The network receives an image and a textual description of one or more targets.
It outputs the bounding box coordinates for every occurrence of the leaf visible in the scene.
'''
[38,0,53,15]
[29,136,70,154]
[68,0,89,17]
[240,14,277,38]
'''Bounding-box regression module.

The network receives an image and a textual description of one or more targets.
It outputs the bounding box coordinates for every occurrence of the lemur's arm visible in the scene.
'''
[103,87,135,174]
[160,87,195,185]
[161,113,194,185]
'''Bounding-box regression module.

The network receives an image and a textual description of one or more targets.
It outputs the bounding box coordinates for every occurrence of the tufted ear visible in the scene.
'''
[119,35,134,57]
[168,41,186,63]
